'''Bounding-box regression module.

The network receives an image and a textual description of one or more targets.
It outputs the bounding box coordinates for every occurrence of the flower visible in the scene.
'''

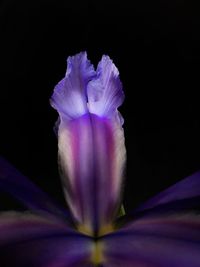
[50,52,126,237]
[0,52,200,267]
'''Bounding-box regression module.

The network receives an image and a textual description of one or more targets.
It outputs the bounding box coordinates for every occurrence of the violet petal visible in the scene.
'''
[136,170,200,213]
[102,212,200,267]
[58,114,126,234]
[50,51,95,120]
[0,212,92,267]
[87,55,124,123]
[0,156,69,222]
[51,53,126,234]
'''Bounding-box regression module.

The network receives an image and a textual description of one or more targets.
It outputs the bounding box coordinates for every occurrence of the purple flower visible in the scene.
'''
[0,52,200,267]
[50,52,126,237]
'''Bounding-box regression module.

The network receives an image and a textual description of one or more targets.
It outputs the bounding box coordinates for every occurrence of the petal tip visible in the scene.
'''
[50,51,95,120]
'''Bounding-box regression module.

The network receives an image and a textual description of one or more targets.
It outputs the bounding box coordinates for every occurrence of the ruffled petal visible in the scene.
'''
[0,212,93,267]
[0,156,69,222]
[102,212,200,267]
[87,55,124,124]
[51,53,126,235]
[50,51,95,120]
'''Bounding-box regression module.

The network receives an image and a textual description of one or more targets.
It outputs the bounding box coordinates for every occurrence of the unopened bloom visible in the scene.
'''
[0,52,200,267]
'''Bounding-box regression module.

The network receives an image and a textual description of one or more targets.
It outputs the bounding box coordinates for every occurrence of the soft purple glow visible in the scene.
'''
[58,113,125,234]
[51,52,126,235]
[0,52,200,266]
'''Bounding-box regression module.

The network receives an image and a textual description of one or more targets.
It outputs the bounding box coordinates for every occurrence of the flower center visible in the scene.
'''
[77,223,114,237]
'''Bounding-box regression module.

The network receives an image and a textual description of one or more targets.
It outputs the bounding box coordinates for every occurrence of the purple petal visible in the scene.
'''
[87,55,124,124]
[102,212,200,267]
[50,51,95,120]
[51,53,126,235]
[0,212,93,267]
[58,113,126,235]
[0,156,69,222]
[136,171,200,213]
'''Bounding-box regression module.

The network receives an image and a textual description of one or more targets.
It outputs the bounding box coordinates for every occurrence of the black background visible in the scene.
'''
[0,0,200,213]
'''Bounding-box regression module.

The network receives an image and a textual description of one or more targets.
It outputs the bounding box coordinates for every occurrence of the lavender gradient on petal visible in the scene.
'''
[50,52,95,120]
[50,52,126,235]
[87,55,124,121]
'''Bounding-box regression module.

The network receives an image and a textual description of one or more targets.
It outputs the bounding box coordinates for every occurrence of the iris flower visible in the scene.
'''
[0,52,200,267]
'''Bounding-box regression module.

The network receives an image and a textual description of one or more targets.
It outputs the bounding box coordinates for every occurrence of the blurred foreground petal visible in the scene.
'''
[103,211,200,267]
[0,212,92,267]
[0,156,69,222]
[135,171,200,214]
